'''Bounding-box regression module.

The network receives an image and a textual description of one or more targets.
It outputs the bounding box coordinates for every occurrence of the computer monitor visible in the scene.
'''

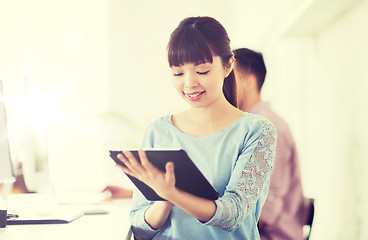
[0,80,16,205]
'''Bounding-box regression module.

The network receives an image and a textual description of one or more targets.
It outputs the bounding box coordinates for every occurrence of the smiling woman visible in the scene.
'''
[114,16,277,240]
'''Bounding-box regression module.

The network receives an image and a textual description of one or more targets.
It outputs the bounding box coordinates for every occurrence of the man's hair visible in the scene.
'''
[233,48,266,92]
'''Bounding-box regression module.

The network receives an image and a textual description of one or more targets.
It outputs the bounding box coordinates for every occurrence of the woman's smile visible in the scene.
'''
[185,91,206,101]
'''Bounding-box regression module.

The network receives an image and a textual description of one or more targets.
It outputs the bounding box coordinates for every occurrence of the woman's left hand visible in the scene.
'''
[116,149,176,199]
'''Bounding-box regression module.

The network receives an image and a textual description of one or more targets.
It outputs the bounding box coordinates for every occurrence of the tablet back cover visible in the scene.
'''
[109,150,219,201]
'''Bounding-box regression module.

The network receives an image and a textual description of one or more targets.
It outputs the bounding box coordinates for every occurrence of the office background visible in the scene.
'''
[1,0,367,239]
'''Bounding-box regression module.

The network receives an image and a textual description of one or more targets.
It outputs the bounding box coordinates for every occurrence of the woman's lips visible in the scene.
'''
[185,91,205,101]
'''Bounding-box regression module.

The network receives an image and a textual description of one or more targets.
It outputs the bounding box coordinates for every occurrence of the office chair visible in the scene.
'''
[126,226,136,240]
[303,197,315,240]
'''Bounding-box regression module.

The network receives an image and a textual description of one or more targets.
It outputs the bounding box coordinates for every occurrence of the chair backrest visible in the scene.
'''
[126,226,134,240]
[303,197,315,240]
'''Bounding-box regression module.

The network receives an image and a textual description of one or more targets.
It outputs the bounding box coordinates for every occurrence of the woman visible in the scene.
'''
[117,16,277,240]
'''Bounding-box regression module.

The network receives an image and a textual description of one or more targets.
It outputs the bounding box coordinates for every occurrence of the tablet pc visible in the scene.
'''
[109,150,219,201]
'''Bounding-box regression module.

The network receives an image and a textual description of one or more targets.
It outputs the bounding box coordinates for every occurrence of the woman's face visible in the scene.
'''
[170,56,231,108]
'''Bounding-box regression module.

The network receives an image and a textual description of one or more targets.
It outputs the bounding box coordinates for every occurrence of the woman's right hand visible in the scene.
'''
[116,149,177,200]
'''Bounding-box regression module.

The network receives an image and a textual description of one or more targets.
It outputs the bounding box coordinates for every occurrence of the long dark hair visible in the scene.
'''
[167,16,237,107]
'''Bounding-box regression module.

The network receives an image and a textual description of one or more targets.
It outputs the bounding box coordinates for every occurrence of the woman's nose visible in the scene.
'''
[184,74,199,89]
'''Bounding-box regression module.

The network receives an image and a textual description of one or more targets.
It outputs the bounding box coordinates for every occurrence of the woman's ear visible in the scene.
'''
[225,56,235,77]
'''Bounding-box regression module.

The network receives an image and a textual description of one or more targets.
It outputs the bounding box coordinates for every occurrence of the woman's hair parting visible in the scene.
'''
[233,48,267,92]
[167,16,237,107]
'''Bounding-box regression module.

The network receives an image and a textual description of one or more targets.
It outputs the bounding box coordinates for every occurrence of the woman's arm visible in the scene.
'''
[144,201,174,229]
[204,119,277,231]
[164,187,217,223]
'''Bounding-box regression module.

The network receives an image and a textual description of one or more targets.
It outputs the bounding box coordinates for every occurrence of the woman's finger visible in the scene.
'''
[117,152,141,176]
[117,153,133,169]
[122,150,147,175]
[115,163,137,178]
[165,162,175,184]
[138,149,160,174]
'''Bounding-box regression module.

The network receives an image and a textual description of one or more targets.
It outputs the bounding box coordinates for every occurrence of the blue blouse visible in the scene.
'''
[130,112,277,240]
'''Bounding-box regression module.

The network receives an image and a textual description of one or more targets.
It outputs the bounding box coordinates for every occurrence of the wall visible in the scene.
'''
[315,1,368,238]
[263,0,368,239]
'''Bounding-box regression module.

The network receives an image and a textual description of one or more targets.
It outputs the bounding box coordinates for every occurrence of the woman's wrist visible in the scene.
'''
[156,200,175,210]
[160,187,179,202]
[162,188,217,223]
[144,200,175,230]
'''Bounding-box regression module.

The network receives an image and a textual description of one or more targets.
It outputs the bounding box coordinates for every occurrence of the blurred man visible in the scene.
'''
[233,48,304,240]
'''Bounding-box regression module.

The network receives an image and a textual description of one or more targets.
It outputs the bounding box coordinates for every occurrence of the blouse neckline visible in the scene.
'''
[166,112,248,139]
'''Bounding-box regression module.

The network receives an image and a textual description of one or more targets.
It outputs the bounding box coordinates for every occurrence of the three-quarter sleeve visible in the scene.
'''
[204,119,277,232]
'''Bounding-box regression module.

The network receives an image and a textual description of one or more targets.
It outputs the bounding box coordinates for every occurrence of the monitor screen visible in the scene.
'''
[0,80,15,183]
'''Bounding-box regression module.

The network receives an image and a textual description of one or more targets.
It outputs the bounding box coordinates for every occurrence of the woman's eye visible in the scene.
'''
[173,73,183,76]
[197,71,209,75]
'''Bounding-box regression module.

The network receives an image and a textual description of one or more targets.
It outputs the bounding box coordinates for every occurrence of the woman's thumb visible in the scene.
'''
[165,162,175,183]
